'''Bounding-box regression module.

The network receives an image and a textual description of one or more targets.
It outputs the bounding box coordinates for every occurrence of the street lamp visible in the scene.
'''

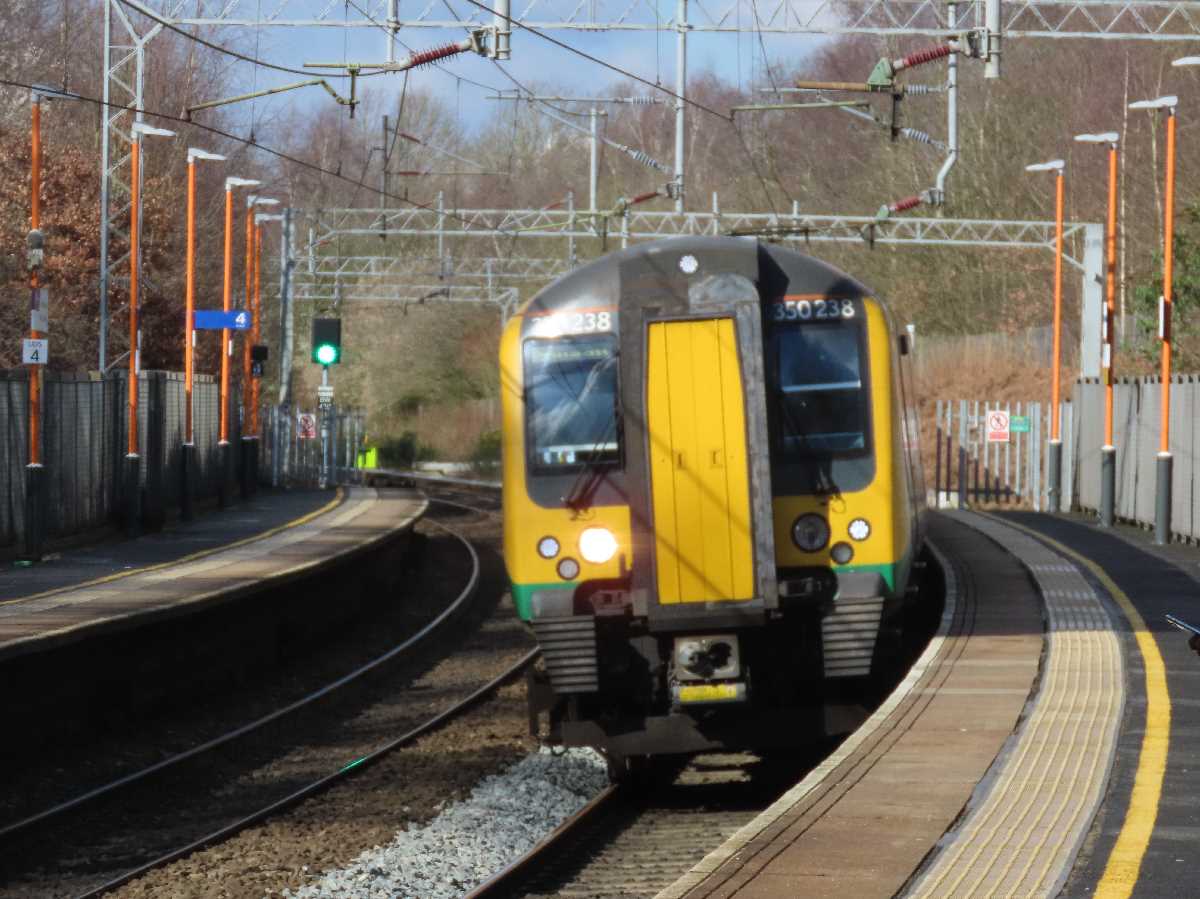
[1024,158,1066,512]
[218,177,261,505]
[1129,94,1179,544]
[183,146,226,520]
[240,196,278,497]
[124,122,176,533]
[1075,132,1120,527]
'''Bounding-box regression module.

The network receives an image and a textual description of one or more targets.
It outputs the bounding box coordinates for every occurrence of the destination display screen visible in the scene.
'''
[523,336,620,472]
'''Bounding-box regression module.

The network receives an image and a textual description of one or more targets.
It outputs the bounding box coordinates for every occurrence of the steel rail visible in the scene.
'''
[465,782,623,898]
[0,500,478,843]
[79,645,540,898]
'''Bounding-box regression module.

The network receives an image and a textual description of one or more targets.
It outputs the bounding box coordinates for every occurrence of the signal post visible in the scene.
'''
[311,318,342,488]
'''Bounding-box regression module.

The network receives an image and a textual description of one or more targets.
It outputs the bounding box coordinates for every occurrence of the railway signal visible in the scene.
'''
[311,318,342,365]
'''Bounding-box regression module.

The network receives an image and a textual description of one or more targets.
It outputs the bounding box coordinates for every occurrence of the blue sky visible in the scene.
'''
[212,13,827,139]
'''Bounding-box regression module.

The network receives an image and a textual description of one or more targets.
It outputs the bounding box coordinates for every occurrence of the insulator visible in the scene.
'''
[402,42,464,70]
[895,44,954,72]
[618,143,670,173]
[888,195,923,214]
[904,84,946,96]
[899,128,946,151]
[630,190,661,205]
[622,97,660,105]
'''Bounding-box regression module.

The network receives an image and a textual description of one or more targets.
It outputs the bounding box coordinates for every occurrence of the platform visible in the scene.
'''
[658,508,1200,899]
[0,486,427,661]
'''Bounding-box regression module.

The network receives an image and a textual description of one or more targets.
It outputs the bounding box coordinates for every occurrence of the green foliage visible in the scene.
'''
[377,431,436,469]
[471,429,502,464]
[1131,203,1200,370]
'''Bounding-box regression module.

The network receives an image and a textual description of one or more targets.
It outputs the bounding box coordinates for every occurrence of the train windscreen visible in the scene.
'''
[524,335,620,472]
[775,322,870,457]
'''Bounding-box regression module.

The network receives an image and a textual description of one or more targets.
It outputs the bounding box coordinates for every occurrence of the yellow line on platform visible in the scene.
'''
[0,488,346,608]
[983,513,1170,899]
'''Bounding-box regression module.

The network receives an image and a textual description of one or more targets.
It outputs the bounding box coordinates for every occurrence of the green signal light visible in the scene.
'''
[315,344,338,365]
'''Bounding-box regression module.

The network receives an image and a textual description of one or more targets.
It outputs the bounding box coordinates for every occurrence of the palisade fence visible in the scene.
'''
[0,368,365,552]
[1073,376,1200,540]
[930,398,1075,512]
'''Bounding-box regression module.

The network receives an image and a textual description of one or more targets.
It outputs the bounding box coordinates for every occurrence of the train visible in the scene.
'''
[499,235,925,774]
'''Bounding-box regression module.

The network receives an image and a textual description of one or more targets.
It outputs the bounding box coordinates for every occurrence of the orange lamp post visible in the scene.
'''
[240,196,278,496]
[219,177,260,505]
[1130,94,1179,544]
[182,147,226,520]
[1074,132,1120,527]
[124,122,175,533]
[23,89,45,560]
[1025,158,1066,512]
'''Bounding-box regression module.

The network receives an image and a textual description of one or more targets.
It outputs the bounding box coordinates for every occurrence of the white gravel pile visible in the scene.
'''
[284,747,608,899]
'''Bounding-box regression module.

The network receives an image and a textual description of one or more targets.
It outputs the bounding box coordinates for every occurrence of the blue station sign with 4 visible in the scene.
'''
[193,310,250,330]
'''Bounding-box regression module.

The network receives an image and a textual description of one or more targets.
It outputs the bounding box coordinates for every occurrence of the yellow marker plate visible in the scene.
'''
[677,683,742,704]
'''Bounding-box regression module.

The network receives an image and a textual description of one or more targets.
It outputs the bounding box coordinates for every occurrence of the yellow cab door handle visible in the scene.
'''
[675,451,686,469]
[710,449,724,468]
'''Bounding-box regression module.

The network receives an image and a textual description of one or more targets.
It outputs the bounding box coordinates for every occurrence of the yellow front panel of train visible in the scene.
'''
[648,319,754,604]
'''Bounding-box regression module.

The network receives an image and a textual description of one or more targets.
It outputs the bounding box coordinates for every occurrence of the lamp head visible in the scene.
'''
[1025,159,1065,173]
[256,213,285,225]
[31,84,81,102]
[188,148,226,163]
[1074,132,1119,144]
[132,122,176,139]
[247,195,280,209]
[226,177,262,190]
[1173,56,1200,67]
[1129,95,1178,111]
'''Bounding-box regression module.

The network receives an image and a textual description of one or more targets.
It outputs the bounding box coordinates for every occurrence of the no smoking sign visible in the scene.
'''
[986,410,1011,444]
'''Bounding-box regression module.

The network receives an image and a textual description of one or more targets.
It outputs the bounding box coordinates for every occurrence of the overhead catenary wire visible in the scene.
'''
[0,75,515,235]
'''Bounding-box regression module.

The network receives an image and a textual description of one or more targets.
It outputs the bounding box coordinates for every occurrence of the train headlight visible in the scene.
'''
[579,527,618,564]
[537,536,560,559]
[848,518,871,541]
[557,557,581,580]
[792,514,830,552]
[831,542,854,565]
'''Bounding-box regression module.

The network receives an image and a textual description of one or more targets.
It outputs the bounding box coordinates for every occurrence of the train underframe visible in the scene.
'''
[527,561,932,772]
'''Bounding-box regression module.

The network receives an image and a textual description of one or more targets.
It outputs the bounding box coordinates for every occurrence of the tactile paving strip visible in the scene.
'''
[905,511,1124,899]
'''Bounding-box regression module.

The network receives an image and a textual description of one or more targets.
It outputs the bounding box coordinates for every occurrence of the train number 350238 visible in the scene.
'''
[772,298,855,321]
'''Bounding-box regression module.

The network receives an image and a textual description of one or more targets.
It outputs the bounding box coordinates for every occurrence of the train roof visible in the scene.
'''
[518,236,876,319]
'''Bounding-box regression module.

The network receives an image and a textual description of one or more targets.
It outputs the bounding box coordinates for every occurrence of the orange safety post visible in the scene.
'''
[220,186,233,445]
[1104,142,1118,446]
[184,157,196,445]
[243,200,255,430]
[129,137,140,456]
[252,221,263,438]
[1161,107,1177,454]
[1051,168,1064,443]
[29,96,41,467]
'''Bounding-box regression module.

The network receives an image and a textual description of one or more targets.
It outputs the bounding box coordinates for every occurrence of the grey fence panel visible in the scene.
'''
[1169,378,1193,539]
[1135,380,1159,524]
[1115,379,1139,522]
[0,374,29,549]
[1075,381,1103,511]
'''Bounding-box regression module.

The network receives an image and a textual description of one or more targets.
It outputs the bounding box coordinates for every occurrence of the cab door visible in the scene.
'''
[647,318,755,604]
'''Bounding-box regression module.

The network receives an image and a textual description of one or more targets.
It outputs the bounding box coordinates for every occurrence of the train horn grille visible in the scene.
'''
[532,616,599,693]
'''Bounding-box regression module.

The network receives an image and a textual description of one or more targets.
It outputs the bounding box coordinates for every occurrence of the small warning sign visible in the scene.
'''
[986,410,1011,443]
[297,412,317,440]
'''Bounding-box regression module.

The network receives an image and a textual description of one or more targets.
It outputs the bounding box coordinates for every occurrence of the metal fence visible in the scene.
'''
[0,368,365,553]
[931,398,1074,512]
[260,406,365,488]
[1072,376,1200,539]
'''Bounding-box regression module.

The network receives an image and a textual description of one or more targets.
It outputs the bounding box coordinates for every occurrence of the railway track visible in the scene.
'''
[0,490,538,898]
[472,546,949,899]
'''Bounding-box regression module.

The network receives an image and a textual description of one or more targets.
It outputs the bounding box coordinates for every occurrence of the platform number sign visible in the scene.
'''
[986,410,1011,444]
[22,338,48,365]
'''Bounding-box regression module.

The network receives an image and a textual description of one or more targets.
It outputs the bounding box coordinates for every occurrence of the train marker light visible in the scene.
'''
[848,518,871,541]
[579,528,618,564]
[537,536,560,559]
[311,317,342,365]
[557,558,580,580]
[831,542,854,565]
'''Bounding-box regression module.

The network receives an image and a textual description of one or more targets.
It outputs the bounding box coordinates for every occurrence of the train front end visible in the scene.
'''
[501,236,922,769]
